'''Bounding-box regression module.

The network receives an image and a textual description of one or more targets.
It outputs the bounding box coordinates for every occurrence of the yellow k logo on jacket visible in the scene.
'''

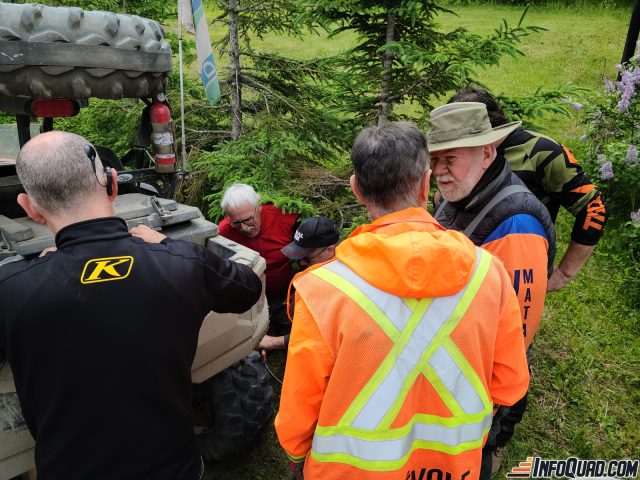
[80,256,134,284]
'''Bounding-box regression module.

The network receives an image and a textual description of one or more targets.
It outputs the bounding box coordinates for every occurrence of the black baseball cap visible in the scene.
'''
[281,216,340,260]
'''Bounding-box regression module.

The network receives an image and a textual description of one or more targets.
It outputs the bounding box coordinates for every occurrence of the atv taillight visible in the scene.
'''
[30,99,79,118]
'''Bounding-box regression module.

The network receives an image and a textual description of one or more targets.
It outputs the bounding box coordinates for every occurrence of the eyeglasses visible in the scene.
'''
[302,247,328,264]
[230,206,258,229]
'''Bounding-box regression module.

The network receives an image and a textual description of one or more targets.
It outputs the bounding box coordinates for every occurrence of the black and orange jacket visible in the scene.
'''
[500,127,607,245]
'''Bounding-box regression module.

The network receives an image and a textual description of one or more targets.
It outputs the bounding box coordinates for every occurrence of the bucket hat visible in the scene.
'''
[427,102,521,152]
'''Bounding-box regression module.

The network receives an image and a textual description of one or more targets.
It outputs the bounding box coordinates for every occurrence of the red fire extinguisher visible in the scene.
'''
[149,93,177,173]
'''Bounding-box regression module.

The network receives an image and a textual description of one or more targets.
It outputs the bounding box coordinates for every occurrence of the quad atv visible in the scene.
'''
[0,3,273,478]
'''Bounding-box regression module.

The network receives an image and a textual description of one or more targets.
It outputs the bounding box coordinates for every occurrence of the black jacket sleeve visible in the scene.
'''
[160,237,262,314]
[571,191,608,246]
[200,246,262,313]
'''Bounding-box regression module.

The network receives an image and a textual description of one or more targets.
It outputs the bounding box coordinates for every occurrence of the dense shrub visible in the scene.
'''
[33,0,176,23]
[55,99,145,158]
[443,0,632,7]
[580,51,640,304]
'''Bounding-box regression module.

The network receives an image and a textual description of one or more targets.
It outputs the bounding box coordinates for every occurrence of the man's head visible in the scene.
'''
[427,102,521,202]
[281,216,340,266]
[449,86,509,127]
[350,121,431,218]
[16,131,117,231]
[220,183,262,239]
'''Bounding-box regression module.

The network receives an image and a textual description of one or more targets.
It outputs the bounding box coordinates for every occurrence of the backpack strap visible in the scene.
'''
[462,185,531,238]
[434,198,448,218]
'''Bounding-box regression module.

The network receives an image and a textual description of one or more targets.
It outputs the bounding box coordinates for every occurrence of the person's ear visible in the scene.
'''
[482,144,496,169]
[326,244,336,257]
[108,168,118,201]
[418,168,432,207]
[17,193,46,224]
[350,175,365,205]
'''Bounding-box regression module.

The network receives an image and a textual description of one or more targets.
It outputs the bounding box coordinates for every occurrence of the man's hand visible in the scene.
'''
[547,267,571,292]
[547,241,596,292]
[289,461,304,480]
[258,334,286,351]
[230,250,258,267]
[130,224,166,243]
[39,247,57,257]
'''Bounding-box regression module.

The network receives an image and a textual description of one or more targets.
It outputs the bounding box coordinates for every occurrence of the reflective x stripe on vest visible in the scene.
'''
[308,248,494,471]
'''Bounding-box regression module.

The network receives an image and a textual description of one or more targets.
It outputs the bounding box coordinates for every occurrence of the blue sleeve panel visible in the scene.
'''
[482,214,548,245]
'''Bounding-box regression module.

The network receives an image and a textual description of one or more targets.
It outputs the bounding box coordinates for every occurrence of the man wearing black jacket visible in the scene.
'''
[0,131,262,480]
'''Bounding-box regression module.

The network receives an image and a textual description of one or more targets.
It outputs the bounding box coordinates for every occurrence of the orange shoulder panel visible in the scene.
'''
[482,233,548,348]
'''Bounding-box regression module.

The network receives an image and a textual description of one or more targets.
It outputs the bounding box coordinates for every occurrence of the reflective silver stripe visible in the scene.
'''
[312,413,493,462]
[351,293,458,429]
[350,251,483,429]
[323,260,412,331]
[429,346,485,414]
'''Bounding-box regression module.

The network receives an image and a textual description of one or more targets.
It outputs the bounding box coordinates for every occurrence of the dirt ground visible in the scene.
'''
[203,349,289,480]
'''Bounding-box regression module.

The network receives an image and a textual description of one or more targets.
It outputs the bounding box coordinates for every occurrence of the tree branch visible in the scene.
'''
[377,10,396,126]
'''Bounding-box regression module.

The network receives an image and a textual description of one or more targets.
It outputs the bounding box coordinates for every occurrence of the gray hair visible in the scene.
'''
[220,183,261,212]
[16,131,106,214]
[351,121,429,211]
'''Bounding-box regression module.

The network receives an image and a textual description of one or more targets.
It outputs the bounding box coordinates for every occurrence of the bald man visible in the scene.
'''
[0,131,261,480]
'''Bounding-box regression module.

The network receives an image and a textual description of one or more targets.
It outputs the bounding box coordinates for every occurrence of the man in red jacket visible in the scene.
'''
[218,183,299,342]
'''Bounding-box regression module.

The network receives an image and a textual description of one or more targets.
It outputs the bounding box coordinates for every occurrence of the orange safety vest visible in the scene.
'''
[275,208,529,480]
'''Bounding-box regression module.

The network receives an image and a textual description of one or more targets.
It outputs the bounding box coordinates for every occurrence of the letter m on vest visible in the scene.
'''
[306,249,494,473]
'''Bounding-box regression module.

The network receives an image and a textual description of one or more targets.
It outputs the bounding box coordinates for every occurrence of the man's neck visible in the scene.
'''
[46,203,115,234]
[366,201,426,221]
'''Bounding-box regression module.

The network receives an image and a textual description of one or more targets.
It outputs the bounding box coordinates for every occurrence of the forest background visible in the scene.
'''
[3,0,640,478]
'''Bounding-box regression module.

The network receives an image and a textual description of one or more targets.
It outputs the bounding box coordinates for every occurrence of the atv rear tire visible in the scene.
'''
[196,351,274,462]
[0,3,171,99]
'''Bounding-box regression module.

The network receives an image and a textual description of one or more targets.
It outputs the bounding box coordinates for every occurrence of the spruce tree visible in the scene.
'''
[310,1,547,126]
[190,0,348,220]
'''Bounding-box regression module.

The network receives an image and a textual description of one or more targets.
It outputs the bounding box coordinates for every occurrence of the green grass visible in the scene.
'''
[503,212,640,469]
[435,4,629,140]
[438,4,626,91]
[175,2,629,141]
[197,4,639,478]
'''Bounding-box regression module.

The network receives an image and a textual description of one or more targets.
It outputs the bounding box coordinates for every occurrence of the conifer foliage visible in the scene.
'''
[190,0,347,220]
[311,1,547,126]
[30,0,560,228]
[45,0,176,23]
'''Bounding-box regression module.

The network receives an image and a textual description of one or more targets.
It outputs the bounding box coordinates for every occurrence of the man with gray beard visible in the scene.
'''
[428,102,556,478]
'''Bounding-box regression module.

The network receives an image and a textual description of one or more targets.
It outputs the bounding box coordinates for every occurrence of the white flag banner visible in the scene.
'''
[179,0,195,34]
[184,0,221,105]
